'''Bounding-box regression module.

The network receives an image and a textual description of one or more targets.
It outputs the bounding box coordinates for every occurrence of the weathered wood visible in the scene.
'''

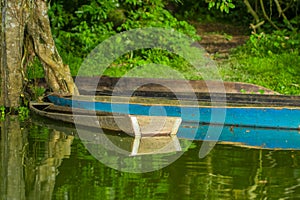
[29,102,182,136]
[70,76,300,106]
[30,102,126,131]
[74,76,278,95]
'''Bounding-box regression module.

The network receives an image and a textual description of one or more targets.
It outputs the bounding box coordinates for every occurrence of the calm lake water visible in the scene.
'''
[1,115,300,200]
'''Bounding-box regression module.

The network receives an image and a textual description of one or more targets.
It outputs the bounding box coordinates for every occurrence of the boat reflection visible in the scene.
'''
[178,123,300,150]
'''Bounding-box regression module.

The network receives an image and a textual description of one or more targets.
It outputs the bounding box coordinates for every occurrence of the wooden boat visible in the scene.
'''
[30,103,300,150]
[29,102,182,137]
[36,76,279,95]
[36,76,300,130]
[47,93,300,130]
[32,76,300,151]
[30,102,183,156]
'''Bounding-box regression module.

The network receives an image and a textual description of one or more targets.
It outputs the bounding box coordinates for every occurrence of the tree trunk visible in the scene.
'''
[0,0,79,108]
[0,0,25,108]
[26,0,79,96]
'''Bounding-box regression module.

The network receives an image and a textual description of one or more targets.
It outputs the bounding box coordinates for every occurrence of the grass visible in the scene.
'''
[219,52,300,95]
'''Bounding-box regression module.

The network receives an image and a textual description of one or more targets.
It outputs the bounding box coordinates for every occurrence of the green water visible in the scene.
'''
[1,116,300,200]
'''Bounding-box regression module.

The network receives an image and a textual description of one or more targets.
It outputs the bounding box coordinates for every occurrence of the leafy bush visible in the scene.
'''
[233,30,300,57]
[48,0,199,56]
[48,0,117,57]
[220,27,300,95]
[101,49,204,80]
[47,0,200,78]
[172,0,250,24]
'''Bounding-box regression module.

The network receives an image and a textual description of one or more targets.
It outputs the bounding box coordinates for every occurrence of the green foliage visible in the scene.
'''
[207,0,235,13]
[101,49,203,80]
[46,0,201,79]
[0,106,29,120]
[220,52,300,95]
[48,0,117,57]
[234,30,300,57]
[172,0,249,24]
[48,0,199,57]
[26,58,44,79]
[221,29,300,95]
[18,106,29,121]
[58,51,83,76]
[0,106,5,121]
[117,3,199,38]
[29,85,46,101]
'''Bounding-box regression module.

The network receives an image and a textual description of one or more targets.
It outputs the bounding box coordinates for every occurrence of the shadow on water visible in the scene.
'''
[1,115,300,199]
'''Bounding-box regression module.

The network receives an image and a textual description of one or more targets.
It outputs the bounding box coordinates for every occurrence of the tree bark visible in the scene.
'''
[0,0,79,108]
[26,0,79,96]
[0,0,25,107]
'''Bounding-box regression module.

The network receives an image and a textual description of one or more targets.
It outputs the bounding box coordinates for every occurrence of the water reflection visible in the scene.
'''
[0,116,73,200]
[77,125,191,173]
[1,117,300,199]
[25,129,73,200]
[165,145,300,199]
[0,116,26,200]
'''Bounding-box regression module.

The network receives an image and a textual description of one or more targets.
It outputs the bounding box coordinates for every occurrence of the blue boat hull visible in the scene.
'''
[47,95,300,130]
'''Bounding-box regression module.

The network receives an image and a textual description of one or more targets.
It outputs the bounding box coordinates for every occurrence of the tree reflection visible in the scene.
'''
[0,116,26,200]
[0,116,73,200]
